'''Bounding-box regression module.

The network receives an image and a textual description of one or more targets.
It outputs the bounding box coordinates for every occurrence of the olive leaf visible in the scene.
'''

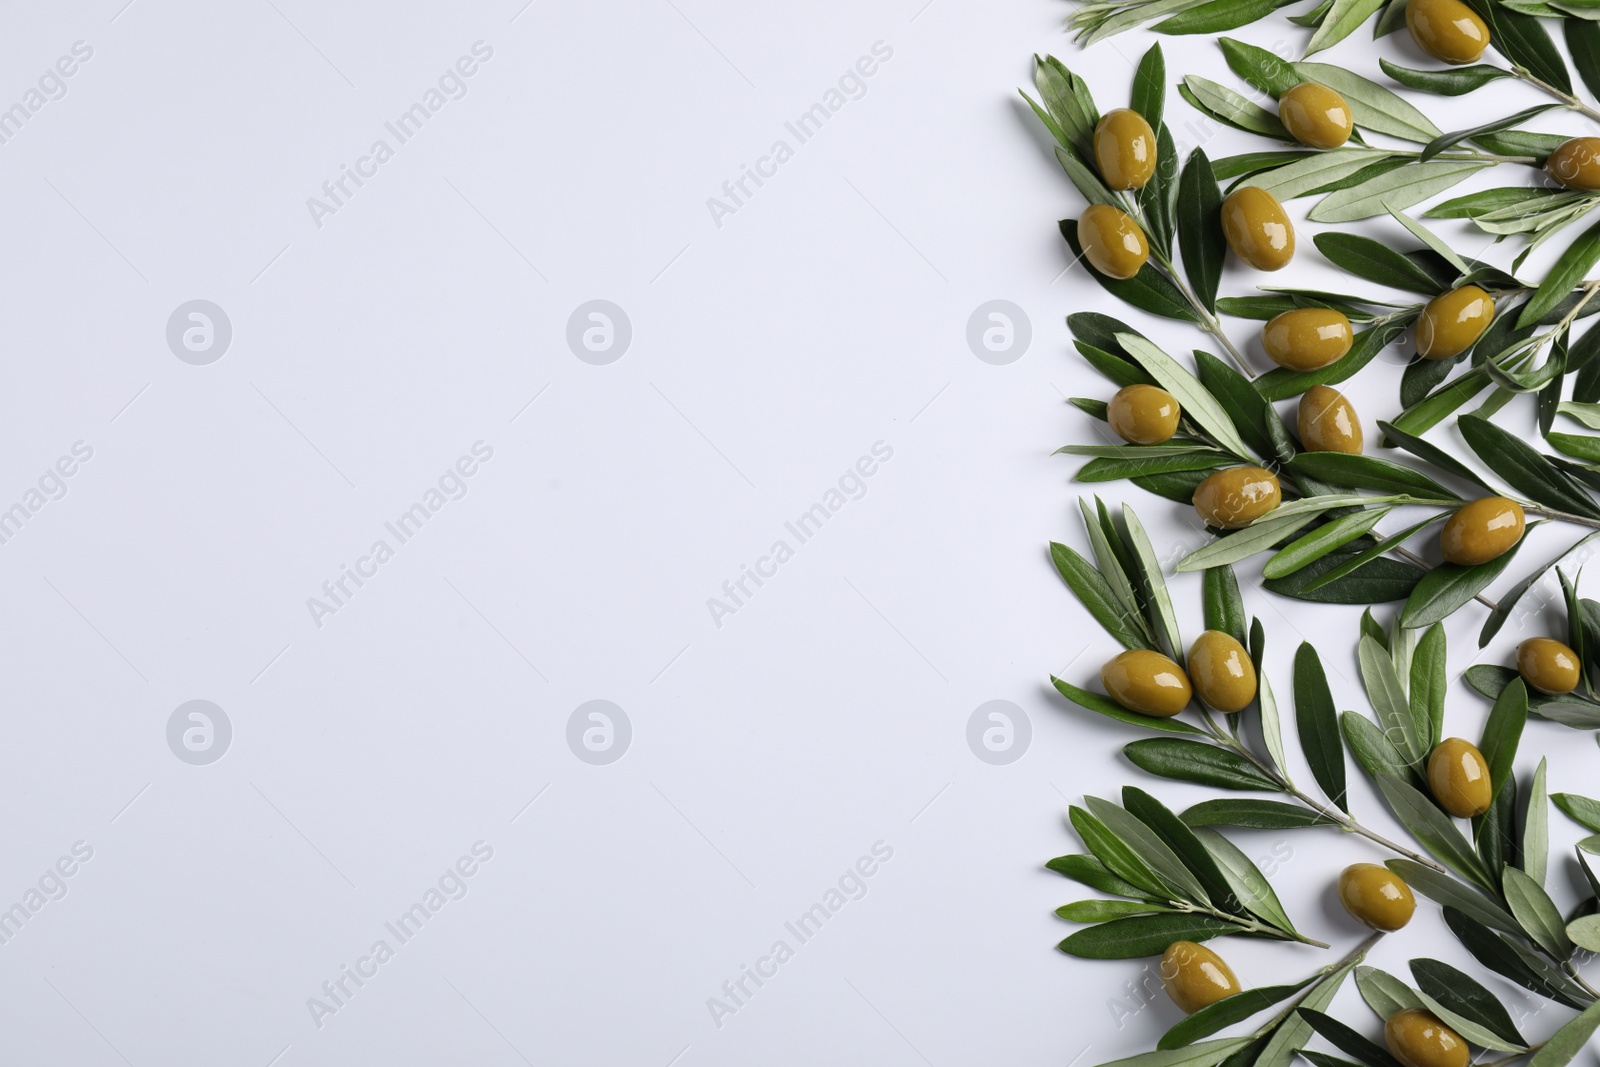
[1124,738,1282,790]
[1090,1037,1253,1067]
[1181,798,1334,828]
[1354,966,1423,1019]
[1444,907,1593,1009]
[1399,537,1526,630]
[1378,58,1513,95]
[1217,38,1300,97]
[1192,826,1298,931]
[1291,62,1440,141]
[1410,958,1528,1048]
[1052,542,1151,650]
[1502,864,1573,958]
[1358,634,1425,765]
[1053,676,1208,735]
[1294,642,1347,812]
[1519,216,1600,328]
[1287,453,1459,499]
[1115,334,1254,459]
[1178,513,1320,571]
[1478,677,1529,805]
[1155,0,1291,33]
[1058,913,1236,958]
[1309,161,1491,222]
[1297,1011,1405,1067]
[1523,757,1549,885]
[1304,0,1388,53]
[1061,224,1201,322]
[1178,150,1225,313]
[1386,859,1522,936]
[1375,775,1495,890]
[1552,791,1600,832]
[1056,899,1170,922]
[1420,104,1560,162]
[1202,564,1247,645]
[1527,1002,1600,1067]
[1568,914,1600,952]
[1047,854,1157,899]
[1251,617,1291,777]
[1262,508,1391,579]
[1156,978,1318,1050]
[1315,234,1448,294]
[1411,623,1446,750]
[1180,76,1289,138]
[1342,710,1415,782]
[1086,795,1214,903]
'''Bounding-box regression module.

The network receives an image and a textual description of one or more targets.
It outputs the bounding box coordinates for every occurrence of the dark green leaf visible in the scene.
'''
[1178,150,1225,314]
[1552,792,1600,832]
[1124,786,1238,910]
[1478,1,1571,94]
[1315,232,1444,294]
[1421,104,1558,162]
[1181,798,1335,829]
[1294,643,1346,812]
[1219,37,1301,97]
[1478,534,1600,647]
[1131,44,1165,128]
[1202,565,1248,646]
[1052,676,1207,735]
[1057,913,1236,958]
[1265,540,1426,603]
[1479,677,1528,804]
[1052,542,1150,649]
[1388,859,1521,936]
[1070,805,1171,898]
[1412,623,1446,749]
[1399,538,1526,629]
[1401,355,1454,409]
[1046,854,1156,898]
[1376,775,1494,889]
[1157,979,1317,1050]
[1444,907,1593,1009]
[1124,739,1282,791]
[1377,421,1496,494]
[1287,453,1458,500]
[1378,58,1512,95]
[1264,509,1391,580]
[1568,19,1600,108]
[1519,216,1600,328]
[1411,959,1528,1047]
[1056,898,1168,922]
[1155,0,1290,32]
[1299,1011,1405,1067]
[1342,711,1415,783]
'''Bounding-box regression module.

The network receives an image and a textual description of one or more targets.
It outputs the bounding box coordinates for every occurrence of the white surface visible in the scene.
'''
[2,1,1598,1064]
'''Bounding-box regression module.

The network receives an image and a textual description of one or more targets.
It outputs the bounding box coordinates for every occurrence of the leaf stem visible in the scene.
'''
[1249,931,1383,1038]
[1513,66,1600,126]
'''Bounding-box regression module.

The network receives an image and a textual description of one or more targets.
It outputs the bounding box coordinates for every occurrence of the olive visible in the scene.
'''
[1278,83,1354,149]
[1108,384,1181,445]
[1416,286,1494,360]
[1094,108,1159,190]
[1221,187,1295,271]
[1187,630,1256,713]
[1193,467,1282,529]
[1386,1009,1469,1067]
[1516,637,1581,695]
[1406,0,1490,65]
[1337,863,1416,931]
[1427,737,1493,818]
[1078,204,1150,280]
[1439,496,1524,566]
[1262,308,1353,371]
[1101,649,1192,717]
[1545,137,1600,192]
[1297,385,1363,454]
[1160,941,1240,1015]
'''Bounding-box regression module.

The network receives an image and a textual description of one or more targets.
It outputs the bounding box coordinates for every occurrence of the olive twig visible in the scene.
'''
[1513,65,1600,127]
[1249,931,1385,1038]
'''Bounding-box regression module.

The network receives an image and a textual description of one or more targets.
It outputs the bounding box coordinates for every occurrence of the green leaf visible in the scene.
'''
[1157,979,1316,1050]
[1178,513,1319,572]
[1079,499,1151,640]
[1355,966,1423,1019]
[1254,958,1363,1067]
[1378,58,1512,95]
[1479,678,1528,805]
[1305,0,1387,54]
[1058,913,1237,958]
[1552,792,1600,832]
[1131,44,1165,128]
[1410,958,1527,1048]
[1478,533,1600,647]
[1123,507,1185,661]
[1527,1002,1600,1067]
[1568,914,1600,951]
[1178,150,1225,314]
[1444,907,1593,1009]
[1375,775,1493,890]
[1503,865,1572,958]
[1263,508,1390,579]
[1052,542,1149,650]
[1294,642,1347,812]
[1523,758,1548,886]
[1071,805,1171,898]
[1376,420,1496,494]
[1412,623,1446,750]
[1124,738,1281,791]
[1420,104,1559,162]
[1180,76,1289,138]
[1519,216,1600,328]
[1052,676,1207,735]
[1094,1037,1253,1067]
[1287,453,1458,499]
[1549,431,1600,465]
[1086,795,1213,904]
[1342,711,1415,782]
[1252,618,1290,777]
[1568,18,1600,104]
[1387,859,1521,936]
[1461,414,1600,517]
[1181,798,1334,829]
[1291,62,1439,139]
[1310,161,1489,222]
[1034,56,1098,158]
[1061,223,1200,322]
[1194,350,1281,462]
[1298,1011,1405,1067]
[1056,898,1168,922]
[1115,334,1252,459]
[1359,634,1424,765]
[1193,827,1298,932]
[1124,786,1238,907]
[1046,854,1156,898]
[1399,544,1525,630]
[1386,207,1470,276]
[1202,565,1247,645]
[1314,232,1446,294]
[1218,38,1302,96]
[1269,539,1427,602]
[1155,0,1288,32]
[1482,1,1571,94]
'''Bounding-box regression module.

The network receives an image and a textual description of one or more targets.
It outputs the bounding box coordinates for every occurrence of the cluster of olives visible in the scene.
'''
[1100,631,1257,717]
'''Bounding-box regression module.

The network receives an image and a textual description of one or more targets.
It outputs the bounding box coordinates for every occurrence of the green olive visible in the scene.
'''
[1516,637,1581,695]
[1406,0,1490,65]
[1078,204,1149,280]
[1108,384,1181,445]
[1094,108,1159,190]
[1427,738,1493,818]
[1416,286,1494,360]
[1193,467,1282,529]
[1278,83,1354,149]
[1439,496,1524,566]
[1297,385,1363,454]
[1262,308,1353,371]
[1544,137,1600,192]
[1160,941,1240,1015]
[1101,649,1192,717]
[1221,187,1294,271]
[1187,630,1256,713]
[1386,1009,1469,1067]
[1338,863,1416,931]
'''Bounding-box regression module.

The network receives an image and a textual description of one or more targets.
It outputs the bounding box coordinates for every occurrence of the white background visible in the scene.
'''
[2,1,1598,1064]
